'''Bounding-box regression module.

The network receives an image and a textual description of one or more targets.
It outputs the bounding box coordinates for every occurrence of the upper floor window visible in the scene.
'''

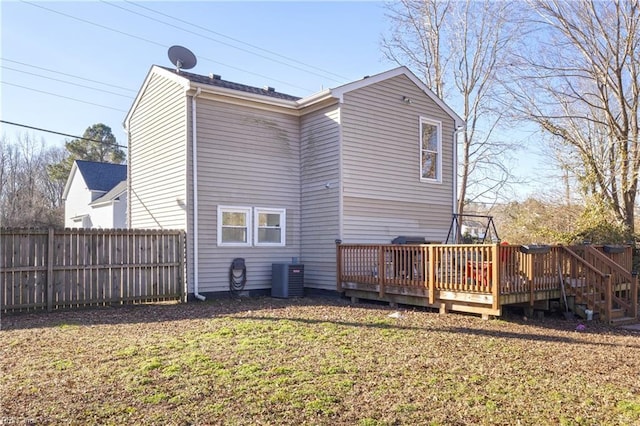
[420,118,442,182]
[217,206,252,246]
[254,208,286,246]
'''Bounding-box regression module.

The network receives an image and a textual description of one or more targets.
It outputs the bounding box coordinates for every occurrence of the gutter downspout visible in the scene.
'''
[453,125,465,215]
[192,87,205,301]
[125,127,131,228]
[453,125,465,241]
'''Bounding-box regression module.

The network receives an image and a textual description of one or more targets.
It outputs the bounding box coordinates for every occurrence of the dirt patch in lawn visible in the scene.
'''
[2,297,640,425]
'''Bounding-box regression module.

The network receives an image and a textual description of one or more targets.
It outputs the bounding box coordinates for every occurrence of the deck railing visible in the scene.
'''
[560,246,612,316]
[339,243,502,296]
[563,245,638,320]
[337,242,637,321]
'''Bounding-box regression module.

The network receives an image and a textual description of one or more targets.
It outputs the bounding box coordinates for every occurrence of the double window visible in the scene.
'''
[420,117,442,182]
[217,206,286,247]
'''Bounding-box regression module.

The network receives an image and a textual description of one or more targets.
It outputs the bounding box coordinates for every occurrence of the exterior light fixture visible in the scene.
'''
[402,96,413,104]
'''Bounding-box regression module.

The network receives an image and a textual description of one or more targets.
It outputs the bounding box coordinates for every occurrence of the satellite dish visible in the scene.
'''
[168,45,197,72]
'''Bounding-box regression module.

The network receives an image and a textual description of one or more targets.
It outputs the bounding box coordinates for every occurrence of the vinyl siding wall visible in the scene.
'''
[128,73,188,230]
[340,74,456,243]
[191,96,301,293]
[300,104,341,291]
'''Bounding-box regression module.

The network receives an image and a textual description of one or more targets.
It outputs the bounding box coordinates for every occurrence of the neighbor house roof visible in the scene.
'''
[75,160,127,192]
[62,160,127,201]
[90,180,127,206]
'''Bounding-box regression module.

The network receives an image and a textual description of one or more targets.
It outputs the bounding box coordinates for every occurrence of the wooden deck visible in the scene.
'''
[336,243,638,324]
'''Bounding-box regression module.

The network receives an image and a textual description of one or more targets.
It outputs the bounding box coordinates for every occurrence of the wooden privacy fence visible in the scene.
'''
[1,228,186,313]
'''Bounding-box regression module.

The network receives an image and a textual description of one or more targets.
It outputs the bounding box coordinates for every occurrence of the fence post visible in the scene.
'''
[179,231,186,303]
[632,272,638,319]
[47,227,54,312]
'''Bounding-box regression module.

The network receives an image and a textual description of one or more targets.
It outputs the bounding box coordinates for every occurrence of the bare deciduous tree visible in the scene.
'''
[382,0,451,98]
[382,0,522,220]
[507,0,640,233]
[0,134,64,227]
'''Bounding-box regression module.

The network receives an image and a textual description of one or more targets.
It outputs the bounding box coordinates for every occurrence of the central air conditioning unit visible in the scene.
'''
[271,262,304,298]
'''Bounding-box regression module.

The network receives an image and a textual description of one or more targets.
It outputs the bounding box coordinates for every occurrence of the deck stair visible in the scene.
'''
[573,304,637,325]
[562,245,638,326]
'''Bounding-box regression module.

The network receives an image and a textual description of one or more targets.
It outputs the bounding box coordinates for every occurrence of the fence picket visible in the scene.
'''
[1,228,184,312]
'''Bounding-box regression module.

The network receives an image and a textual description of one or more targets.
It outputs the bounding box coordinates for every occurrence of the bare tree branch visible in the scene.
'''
[382,0,523,219]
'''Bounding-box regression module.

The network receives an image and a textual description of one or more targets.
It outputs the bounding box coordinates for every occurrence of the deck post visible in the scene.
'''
[378,245,385,298]
[605,274,612,323]
[528,255,535,307]
[335,240,343,292]
[428,245,435,304]
[492,243,499,311]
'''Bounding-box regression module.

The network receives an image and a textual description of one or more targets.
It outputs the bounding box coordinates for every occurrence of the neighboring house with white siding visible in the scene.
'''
[124,65,463,299]
[62,160,127,229]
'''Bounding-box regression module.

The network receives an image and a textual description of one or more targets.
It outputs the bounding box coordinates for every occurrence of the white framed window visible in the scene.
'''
[420,117,442,182]
[254,208,286,247]
[217,206,252,246]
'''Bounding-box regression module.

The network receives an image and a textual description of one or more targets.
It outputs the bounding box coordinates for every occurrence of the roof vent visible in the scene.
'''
[363,75,370,79]
[209,73,221,80]
[263,86,276,92]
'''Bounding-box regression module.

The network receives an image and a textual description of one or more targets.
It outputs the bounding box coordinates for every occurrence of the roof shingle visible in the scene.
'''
[75,160,127,192]
[158,66,301,101]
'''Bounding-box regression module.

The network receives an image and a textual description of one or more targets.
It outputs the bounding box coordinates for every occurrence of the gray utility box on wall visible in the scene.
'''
[271,263,304,298]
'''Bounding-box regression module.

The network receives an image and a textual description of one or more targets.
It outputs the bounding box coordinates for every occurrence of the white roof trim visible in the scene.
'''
[90,199,119,207]
[296,89,332,107]
[187,83,299,110]
[326,66,464,128]
[124,65,190,130]
[61,161,80,201]
[125,65,464,128]
[90,180,127,206]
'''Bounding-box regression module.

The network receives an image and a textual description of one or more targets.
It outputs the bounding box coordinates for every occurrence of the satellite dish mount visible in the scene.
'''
[168,45,197,73]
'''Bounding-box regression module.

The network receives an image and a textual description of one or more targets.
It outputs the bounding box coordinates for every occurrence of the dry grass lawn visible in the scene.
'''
[1,297,640,425]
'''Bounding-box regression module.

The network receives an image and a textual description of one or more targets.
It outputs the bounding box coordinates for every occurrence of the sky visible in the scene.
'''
[1,1,391,145]
[0,1,548,201]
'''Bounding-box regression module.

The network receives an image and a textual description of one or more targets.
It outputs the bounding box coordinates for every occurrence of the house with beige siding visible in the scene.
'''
[124,65,463,299]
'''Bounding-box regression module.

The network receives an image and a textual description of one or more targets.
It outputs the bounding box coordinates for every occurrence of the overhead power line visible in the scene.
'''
[1,65,135,99]
[21,0,165,48]
[0,120,128,148]
[106,0,347,83]
[1,81,128,112]
[125,0,349,81]
[21,0,318,93]
[1,58,137,92]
